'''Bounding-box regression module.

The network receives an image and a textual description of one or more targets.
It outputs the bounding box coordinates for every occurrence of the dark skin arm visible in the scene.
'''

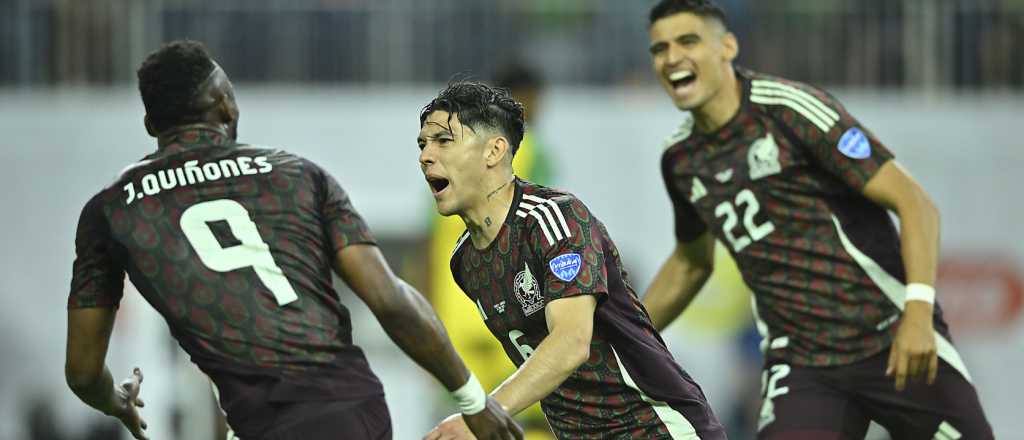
[66,307,148,440]
[334,244,522,440]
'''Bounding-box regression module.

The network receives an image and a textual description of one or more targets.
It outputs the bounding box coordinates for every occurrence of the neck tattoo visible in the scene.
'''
[486,180,511,201]
[485,217,492,227]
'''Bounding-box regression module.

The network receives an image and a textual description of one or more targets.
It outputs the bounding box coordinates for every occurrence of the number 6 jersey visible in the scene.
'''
[661,67,960,370]
[68,127,384,434]
[451,178,724,439]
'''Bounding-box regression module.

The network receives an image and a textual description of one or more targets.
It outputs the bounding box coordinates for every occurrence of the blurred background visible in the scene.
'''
[1,0,1021,439]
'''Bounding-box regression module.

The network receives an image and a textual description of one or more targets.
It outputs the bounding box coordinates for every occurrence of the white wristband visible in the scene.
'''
[451,373,487,415]
[905,283,935,305]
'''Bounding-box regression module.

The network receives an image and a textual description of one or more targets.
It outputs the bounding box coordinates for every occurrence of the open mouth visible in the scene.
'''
[426,176,450,195]
[668,70,697,90]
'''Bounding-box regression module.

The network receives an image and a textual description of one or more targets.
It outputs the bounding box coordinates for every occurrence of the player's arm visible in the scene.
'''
[65,196,148,439]
[66,308,148,440]
[783,85,940,391]
[334,245,520,440]
[643,158,715,331]
[334,245,474,391]
[319,167,519,439]
[643,233,715,331]
[491,295,597,415]
[862,161,941,391]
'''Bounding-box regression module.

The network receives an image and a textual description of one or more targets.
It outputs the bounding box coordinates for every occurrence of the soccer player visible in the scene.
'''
[418,81,726,440]
[64,40,522,440]
[642,1,993,438]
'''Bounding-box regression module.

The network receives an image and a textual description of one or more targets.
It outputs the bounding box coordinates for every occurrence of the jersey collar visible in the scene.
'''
[157,125,232,151]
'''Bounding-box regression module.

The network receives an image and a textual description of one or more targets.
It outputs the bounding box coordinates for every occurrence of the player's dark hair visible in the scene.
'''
[137,40,217,133]
[494,62,543,93]
[649,0,728,28]
[420,80,526,157]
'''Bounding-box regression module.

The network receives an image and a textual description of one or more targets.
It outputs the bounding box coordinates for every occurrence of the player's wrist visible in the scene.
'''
[904,283,936,306]
[451,373,487,415]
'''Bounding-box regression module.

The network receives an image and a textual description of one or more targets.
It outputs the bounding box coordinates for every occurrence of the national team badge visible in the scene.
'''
[838,127,871,159]
[748,133,782,180]
[514,263,544,316]
[549,253,582,282]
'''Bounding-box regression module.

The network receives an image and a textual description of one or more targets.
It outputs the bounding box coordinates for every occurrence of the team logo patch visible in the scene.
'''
[514,263,544,316]
[549,253,582,282]
[748,133,782,180]
[838,127,871,159]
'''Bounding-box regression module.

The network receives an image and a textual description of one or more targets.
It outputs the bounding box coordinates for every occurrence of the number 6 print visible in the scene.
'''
[180,199,299,306]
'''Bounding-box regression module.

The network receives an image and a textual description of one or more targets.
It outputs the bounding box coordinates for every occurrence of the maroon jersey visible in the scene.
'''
[69,127,383,436]
[661,67,958,369]
[451,178,724,439]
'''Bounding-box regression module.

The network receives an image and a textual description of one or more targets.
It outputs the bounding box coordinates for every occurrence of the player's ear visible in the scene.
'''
[144,115,158,137]
[216,96,235,125]
[722,31,739,62]
[485,136,510,168]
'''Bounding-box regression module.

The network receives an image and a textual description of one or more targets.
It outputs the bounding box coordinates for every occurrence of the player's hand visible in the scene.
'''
[108,368,149,440]
[886,302,937,391]
[424,397,523,440]
[462,397,523,440]
[423,413,473,440]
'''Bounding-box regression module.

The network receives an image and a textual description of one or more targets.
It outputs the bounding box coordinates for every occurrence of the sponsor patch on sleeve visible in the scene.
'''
[838,127,871,159]
[549,253,582,282]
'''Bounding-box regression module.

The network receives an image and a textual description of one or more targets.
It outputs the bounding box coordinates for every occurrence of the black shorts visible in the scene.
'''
[756,350,992,440]
[253,396,392,440]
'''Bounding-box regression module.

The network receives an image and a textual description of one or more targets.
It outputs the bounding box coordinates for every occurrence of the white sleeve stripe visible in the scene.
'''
[520,200,564,241]
[526,209,555,246]
[523,194,572,239]
[515,210,529,218]
[752,80,841,121]
[750,95,833,133]
[751,86,838,129]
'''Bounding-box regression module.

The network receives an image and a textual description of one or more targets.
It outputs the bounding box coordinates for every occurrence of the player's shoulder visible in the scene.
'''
[662,112,696,150]
[516,179,590,244]
[519,179,584,212]
[743,67,843,133]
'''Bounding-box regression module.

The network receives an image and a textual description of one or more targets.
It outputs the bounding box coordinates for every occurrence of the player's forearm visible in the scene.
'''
[373,280,471,392]
[643,255,711,331]
[896,193,940,288]
[895,192,940,323]
[490,330,589,415]
[66,364,119,415]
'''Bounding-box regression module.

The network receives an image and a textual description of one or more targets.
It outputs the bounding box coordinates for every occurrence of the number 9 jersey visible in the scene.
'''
[68,128,384,432]
[661,68,961,372]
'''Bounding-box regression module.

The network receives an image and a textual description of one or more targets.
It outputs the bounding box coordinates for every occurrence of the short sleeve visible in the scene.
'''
[524,195,608,304]
[68,195,125,309]
[661,156,708,242]
[318,166,376,252]
[768,82,894,190]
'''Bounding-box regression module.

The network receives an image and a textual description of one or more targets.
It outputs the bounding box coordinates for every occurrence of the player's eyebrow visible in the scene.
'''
[675,32,701,44]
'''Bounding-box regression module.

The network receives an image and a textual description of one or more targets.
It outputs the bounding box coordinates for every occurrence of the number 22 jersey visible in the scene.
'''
[661,67,961,371]
[450,178,724,439]
[68,127,384,436]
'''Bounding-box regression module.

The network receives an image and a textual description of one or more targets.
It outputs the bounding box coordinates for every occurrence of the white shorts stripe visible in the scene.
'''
[752,80,841,121]
[935,421,962,440]
[520,200,564,241]
[751,87,839,129]
[523,194,572,238]
[750,94,834,133]
[831,215,973,383]
[610,347,701,439]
